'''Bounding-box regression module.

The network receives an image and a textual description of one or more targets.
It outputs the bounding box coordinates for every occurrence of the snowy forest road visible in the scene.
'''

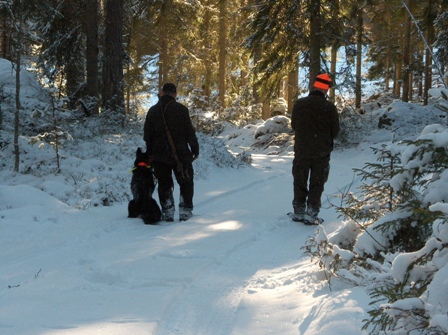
[0,149,368,335]
[152,152,359,335]
[154,156,298,334]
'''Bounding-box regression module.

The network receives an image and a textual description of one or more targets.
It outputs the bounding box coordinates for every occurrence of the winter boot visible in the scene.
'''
[304,207,322,225]
[162,207,175,222]
[291,202,306,222]
[179,207,193,222]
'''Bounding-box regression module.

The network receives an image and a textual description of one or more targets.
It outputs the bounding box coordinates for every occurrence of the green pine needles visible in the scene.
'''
[305,124,448,334]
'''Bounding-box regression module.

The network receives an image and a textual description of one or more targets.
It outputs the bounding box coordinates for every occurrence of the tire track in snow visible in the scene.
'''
[153,217,297,335]
[154,166,293,334]
[194,171,287,210]
[154,151,370,334]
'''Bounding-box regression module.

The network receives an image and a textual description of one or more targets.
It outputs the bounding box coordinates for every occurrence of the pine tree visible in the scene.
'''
[434,10,448,87]
[306,125,448,334]
[32,0,86,109]
[102,0,125,125]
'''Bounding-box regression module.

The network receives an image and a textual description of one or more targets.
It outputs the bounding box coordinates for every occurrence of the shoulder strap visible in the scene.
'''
[160,101,188,179]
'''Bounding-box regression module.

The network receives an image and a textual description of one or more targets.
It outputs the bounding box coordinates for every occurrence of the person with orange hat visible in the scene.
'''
[289,73,339,225]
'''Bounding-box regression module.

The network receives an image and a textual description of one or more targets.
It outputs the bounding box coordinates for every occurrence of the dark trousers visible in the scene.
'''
[292,155,330,212]
[153,161,194,213]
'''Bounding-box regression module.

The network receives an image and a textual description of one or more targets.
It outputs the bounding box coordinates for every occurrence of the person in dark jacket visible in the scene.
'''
[290,73,339,225]
[144,83,199,222]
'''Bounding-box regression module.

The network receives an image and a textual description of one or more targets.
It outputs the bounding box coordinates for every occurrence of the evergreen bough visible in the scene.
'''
[305,124,448,334]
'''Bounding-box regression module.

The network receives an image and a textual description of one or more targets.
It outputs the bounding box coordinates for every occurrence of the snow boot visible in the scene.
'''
[162,208,175,222]
[303,207,323,225]
[289,202,306,222]
[179,207,193,222]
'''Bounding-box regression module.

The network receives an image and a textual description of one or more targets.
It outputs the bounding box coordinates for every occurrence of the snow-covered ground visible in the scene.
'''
[0,146,372,335]
[1,58,447,334]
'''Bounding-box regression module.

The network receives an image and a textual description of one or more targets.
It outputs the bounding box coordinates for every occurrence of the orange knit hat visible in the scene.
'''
[313,73,332,91]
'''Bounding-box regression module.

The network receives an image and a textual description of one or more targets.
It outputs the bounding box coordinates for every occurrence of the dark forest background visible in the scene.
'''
[1,0,447,122]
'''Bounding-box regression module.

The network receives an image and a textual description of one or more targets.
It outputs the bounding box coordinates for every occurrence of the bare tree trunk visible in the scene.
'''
[158,0,172,89]
[355,6,363,109]
[13,0,25,173]
[402,0,412,102]
[330,41,338,102]
[1,7,12,61]
[278,79,284,98]
[423,0,435,105]
[253,37,270,120]
[218,0,227,108]
[385,47,391,92]
[251,0,270,121]
[262,101,270,120]
[66,58,84,109]
[416,49,423,98]
[287,67,298,114]
[424,42,432,105]
[394,61,403,96]
[203,0,212,100]
[14,44,20,173]
[329,0,339,102]
[102,0,125,119]
[253,30,262,105]
[159,33,167,89]
[85,0,99,115]
[309,0,321,90]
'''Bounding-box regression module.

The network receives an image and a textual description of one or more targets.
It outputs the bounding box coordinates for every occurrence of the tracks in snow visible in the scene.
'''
[154,164,293,335]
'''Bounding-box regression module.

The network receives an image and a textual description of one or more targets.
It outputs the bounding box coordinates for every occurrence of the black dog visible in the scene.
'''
[128,148,162,225]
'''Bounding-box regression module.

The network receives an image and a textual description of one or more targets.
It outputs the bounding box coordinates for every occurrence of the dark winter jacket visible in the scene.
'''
[291,90,339,158]
[144,95,199,165]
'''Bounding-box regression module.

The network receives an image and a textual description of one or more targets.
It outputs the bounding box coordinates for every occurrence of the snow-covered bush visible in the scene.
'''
[194,132,251,179]
[364,217,448,335]
[254,115,290,139]
[187,85,262,135]
[337,106,377,146]
[306,124,448,334]
[270,97,287,116]
[429,87,448,113]
[221,115,294,155]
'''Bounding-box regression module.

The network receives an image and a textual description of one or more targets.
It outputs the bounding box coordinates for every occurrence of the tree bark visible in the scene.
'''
[1,7,12,61]
[355,6,363,108]
[329,0,340,102]
[66,55,84,109]
[384,3,392,92]
[330,40,338,102]
[14,1,23,173]
[102,0,125,118]
[14,44,20,173]
[203,0,212,100]
[252,17,269,120]
[218,0,227,108]
[85,0,99,115]
[309,0,321,90]
[423,0,435,105]
[401,0,412,102]
[287,67,298,114]
[385,45,391,92]
[158,0,172,89]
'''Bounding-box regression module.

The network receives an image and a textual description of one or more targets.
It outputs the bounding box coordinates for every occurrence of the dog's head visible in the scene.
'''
[134,147,151,168]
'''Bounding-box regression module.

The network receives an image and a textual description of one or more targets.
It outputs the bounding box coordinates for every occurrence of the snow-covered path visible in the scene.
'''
[1,149,371,335]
